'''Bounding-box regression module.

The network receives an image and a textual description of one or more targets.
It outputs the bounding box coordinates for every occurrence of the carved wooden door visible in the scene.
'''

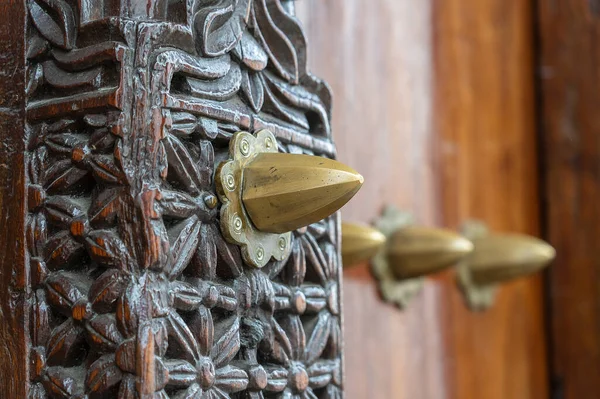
[0,1,345,398]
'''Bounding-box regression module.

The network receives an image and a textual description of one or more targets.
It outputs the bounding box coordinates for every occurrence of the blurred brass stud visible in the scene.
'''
[371,206,473,308]
[341,222,387,267]
[457,221,556,311]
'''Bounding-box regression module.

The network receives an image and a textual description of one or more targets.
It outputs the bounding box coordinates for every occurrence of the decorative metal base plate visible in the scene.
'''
[217,130,292,268]
[457,220,497,311]
[371,206,424,308]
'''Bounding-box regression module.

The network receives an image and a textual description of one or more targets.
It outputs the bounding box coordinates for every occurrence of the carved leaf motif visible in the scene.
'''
[211,318,241,367]
[89,155,127,184]
[27,213,47,257]
[42,61,102,89]
[28,0,76,50]
[44,366,85,399]
[89,269,129,313]
[233,30,268,71]
[165,359,198,387]
[253,0,307,83]
[188,306,214,357]
[89,187,125,227]
[270,319,292,364]
[46,318,84,366]
[86,355,123,395]
[32,290,52,347]
[116,284,141,339]
[307,360,335,389]
[44,160,88,193]
[85,230,134,271]
[241,69,265,113]
[264,72,330,137]
[192,224,217,279]
[262,75,309,130]
[212,224,243,278]
[45,271,86,313]
[165,135,203,195]
[265,367,288,392]
[285,238,306,287]
[159,190,198,219]
[29,146,48,184]
[183,63,242,101]
[167,216,203,279]
[44,196,85,228]
[177,383,203,399]
[45,232,84,270]
[118,374,136,399]
[27,63,44,96]
[214,365,249,393]
[280,315,306,362]
[302,234,328,286]
[195,0,252,57]
[170,281,203,311]
[198,140,214,188]
[86,314,125,352]
[168,310,201,362]
[304,313,331,364]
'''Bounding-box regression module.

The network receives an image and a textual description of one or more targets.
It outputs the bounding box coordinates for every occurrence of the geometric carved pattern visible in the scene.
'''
[25,1,342,398]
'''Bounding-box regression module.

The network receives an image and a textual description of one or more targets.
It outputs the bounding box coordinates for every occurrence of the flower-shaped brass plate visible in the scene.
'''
[216,130,292,268]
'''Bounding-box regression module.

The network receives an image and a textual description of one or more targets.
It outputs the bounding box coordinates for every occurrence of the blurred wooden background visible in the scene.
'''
[296,1,548,398]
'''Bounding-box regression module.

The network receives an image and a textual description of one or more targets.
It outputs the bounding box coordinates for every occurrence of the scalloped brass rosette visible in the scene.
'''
[217,130,363,268]
[216,130,292,268]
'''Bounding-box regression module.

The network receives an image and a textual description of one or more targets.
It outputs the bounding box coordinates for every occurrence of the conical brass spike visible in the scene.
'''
[468,234,556,286]
[457,220,556,310]
[341,222,387,267]
[217,130,362,268]
[370,206,474,309]
[387,226,474,280]
[242,152,364,233]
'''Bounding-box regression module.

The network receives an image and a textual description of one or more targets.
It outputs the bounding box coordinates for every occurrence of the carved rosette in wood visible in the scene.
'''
[24,1,342,398]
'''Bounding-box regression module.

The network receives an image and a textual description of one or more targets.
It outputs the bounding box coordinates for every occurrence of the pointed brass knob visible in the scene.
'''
[217,130,363,268]
[387,226,474,279]
[458,221,556,310]
[366,206,474,308]
[341,222,387,267]
[243,153,363,233]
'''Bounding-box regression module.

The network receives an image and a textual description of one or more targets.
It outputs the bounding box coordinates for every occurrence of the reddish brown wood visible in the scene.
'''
[0,1,28,398]
[299,1,549,398]
[537,2,600,398]
[434,2,548,398]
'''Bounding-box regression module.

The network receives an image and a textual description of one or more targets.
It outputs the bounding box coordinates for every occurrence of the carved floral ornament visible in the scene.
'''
[24,0,342,398]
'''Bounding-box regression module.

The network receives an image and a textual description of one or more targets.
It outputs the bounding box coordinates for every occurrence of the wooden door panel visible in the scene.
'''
[1,1,345,398]
[298,1,548,398]
[537,2,600,398]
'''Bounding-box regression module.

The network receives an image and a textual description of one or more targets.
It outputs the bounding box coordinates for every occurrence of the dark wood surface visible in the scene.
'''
[0,1,28,398]
[537,2,600,398]
[299,1,549,398]
[3,1,345,398]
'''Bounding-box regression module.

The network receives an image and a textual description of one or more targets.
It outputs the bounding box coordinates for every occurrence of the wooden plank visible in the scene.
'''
[299,1,548,397]
[536,2,600,398]
[434,2,548,398]
[0,0,28,397]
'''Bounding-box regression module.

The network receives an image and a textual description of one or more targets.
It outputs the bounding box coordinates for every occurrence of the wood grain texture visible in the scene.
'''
[0,1,28,398]
[298,1,549,398]
[434,2,548,398]
[537,1,600,398]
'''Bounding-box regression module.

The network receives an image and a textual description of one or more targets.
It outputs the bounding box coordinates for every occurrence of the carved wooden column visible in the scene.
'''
[0,1,343,397]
